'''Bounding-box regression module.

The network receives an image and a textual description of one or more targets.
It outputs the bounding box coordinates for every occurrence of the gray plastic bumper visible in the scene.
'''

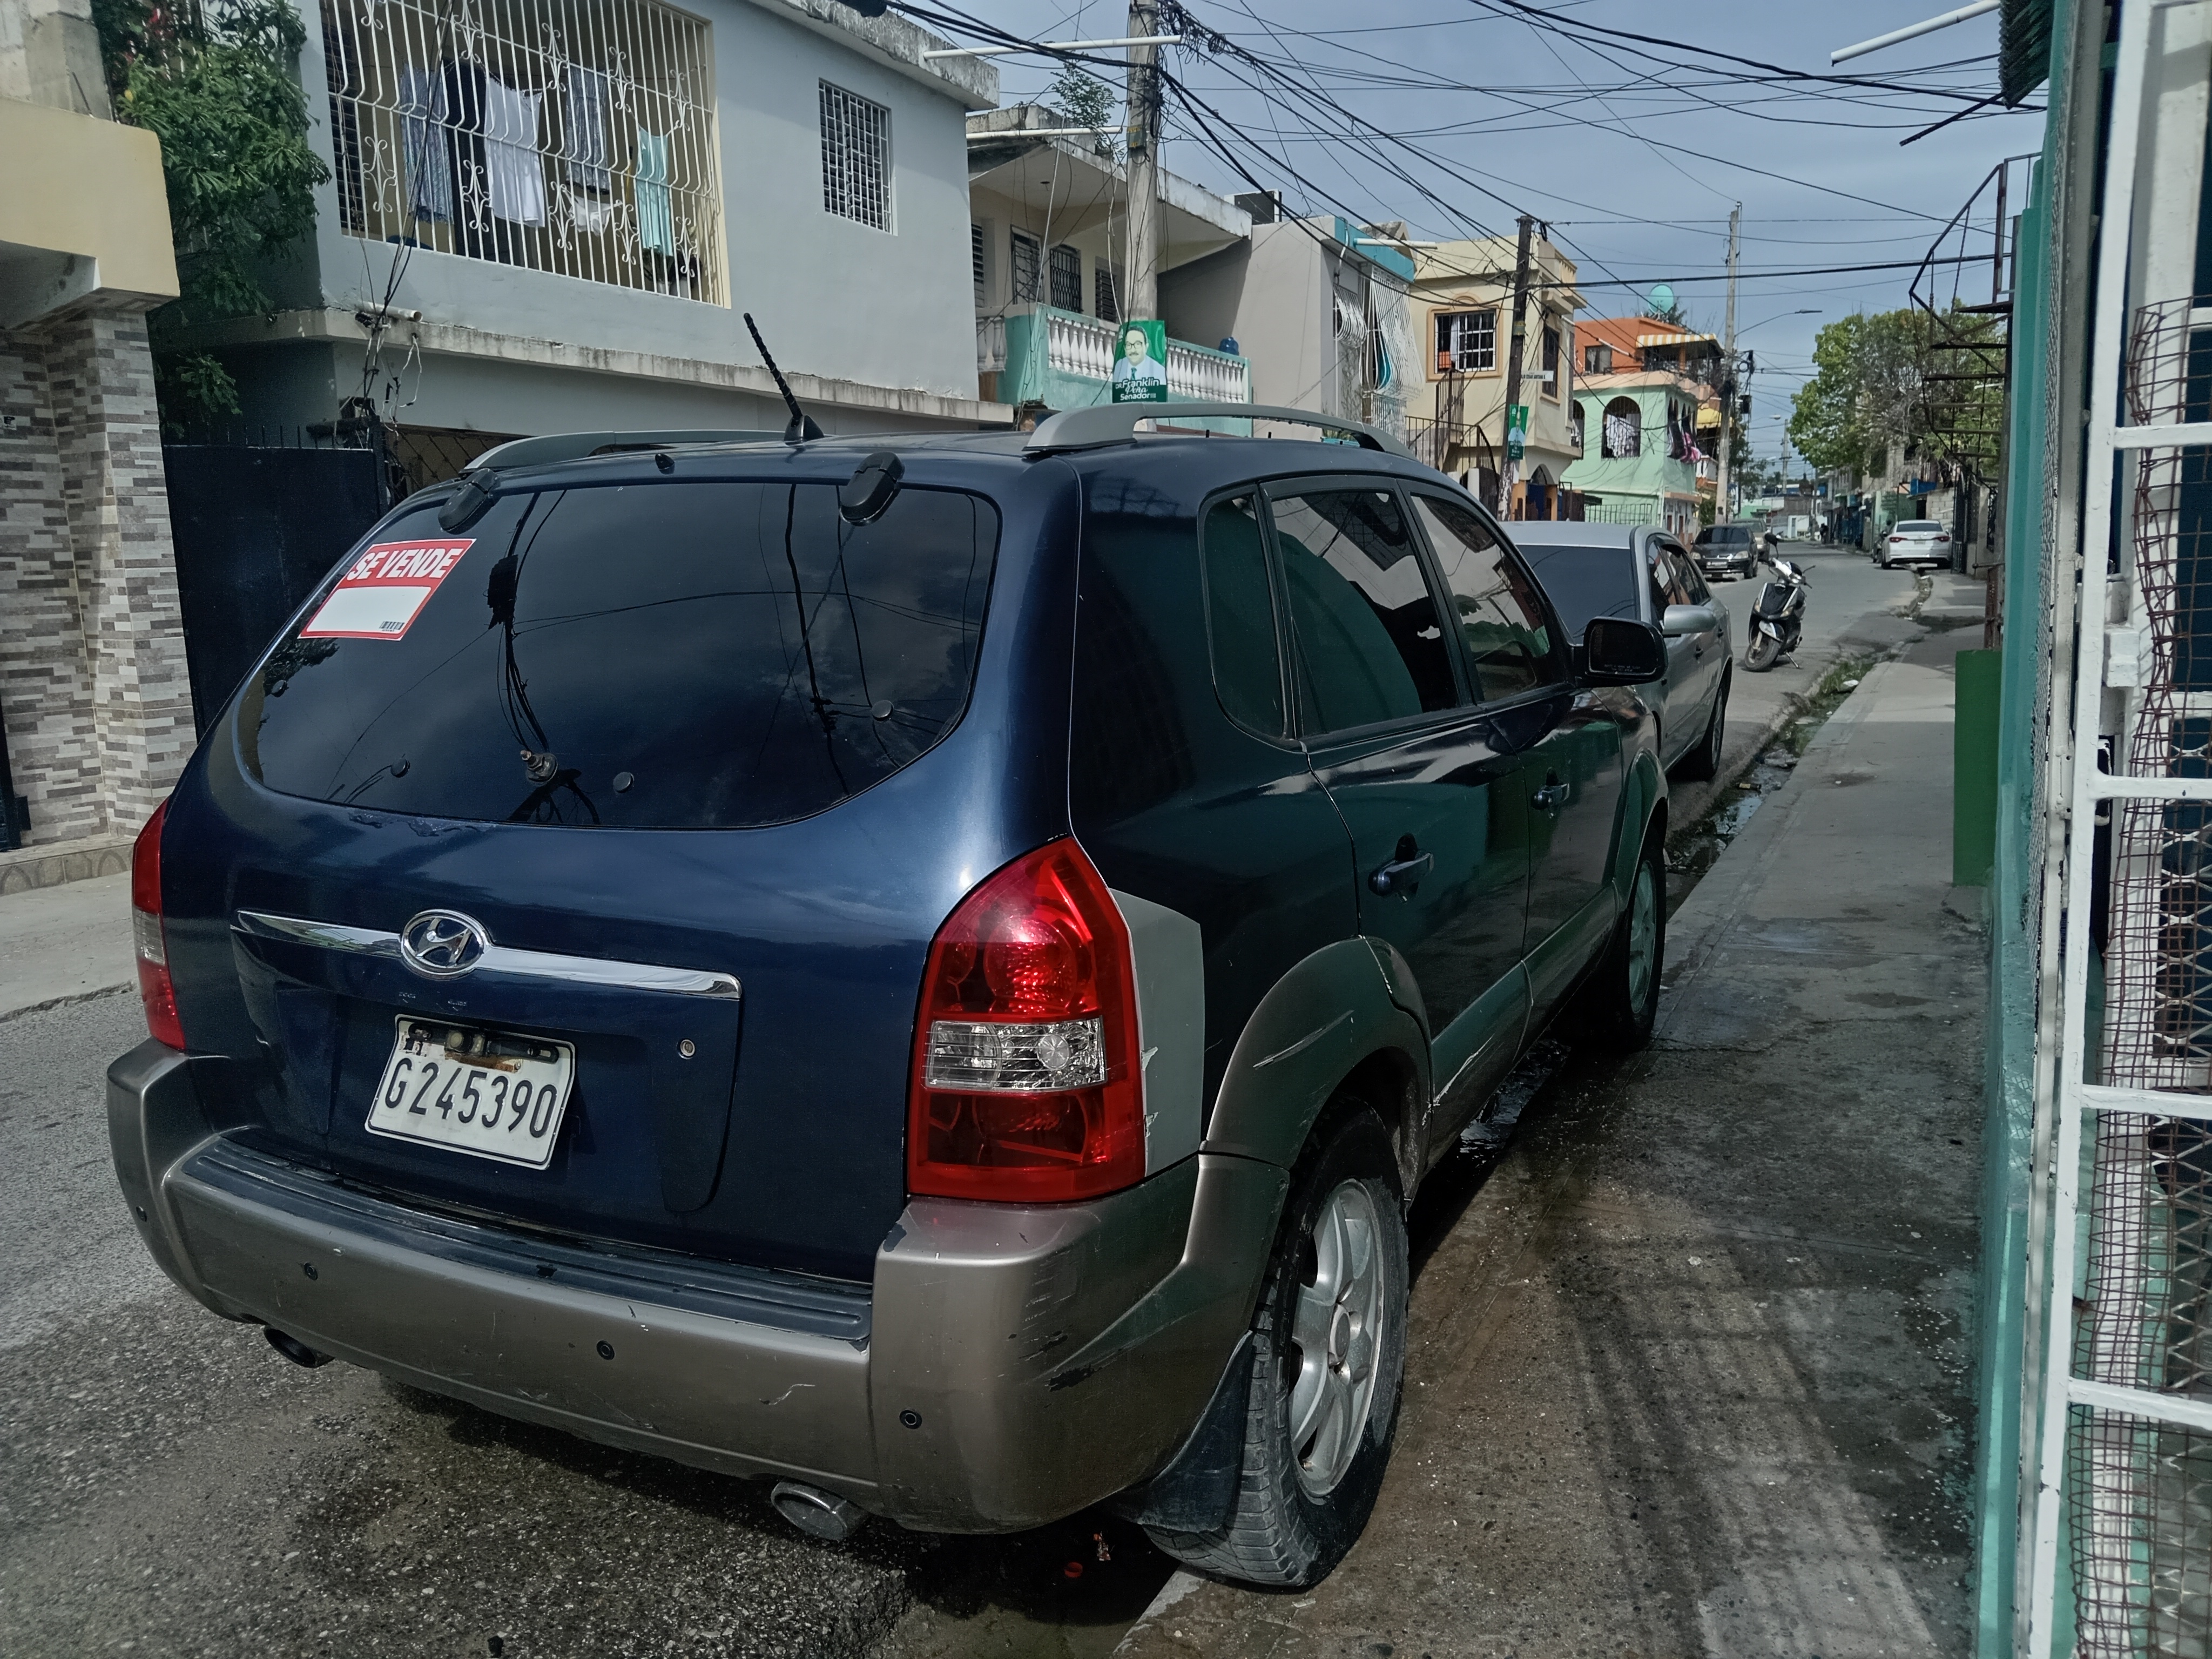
[106,1039,1283,1531]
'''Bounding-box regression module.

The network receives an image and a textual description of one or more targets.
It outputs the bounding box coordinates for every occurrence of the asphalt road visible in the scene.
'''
[1667,543,1928,831]
[0,991,1169,1659]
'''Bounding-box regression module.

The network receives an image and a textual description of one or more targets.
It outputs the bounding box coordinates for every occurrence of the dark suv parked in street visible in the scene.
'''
[109,403,1670,1587]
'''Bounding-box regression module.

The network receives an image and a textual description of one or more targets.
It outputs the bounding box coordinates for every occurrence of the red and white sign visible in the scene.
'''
[301,537,475,640]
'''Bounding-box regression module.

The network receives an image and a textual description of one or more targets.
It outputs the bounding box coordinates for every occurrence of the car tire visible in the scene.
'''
[1145,1104,1409,1589]
[1579,826,1665,1052]
[1675,671,1727,781]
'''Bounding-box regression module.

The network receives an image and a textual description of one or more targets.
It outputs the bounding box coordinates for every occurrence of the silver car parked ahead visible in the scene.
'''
[1511,522,1732,781]
[1880,518,1952,569]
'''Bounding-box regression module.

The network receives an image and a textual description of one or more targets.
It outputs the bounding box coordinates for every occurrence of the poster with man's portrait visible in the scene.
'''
[1110,320,1170,402]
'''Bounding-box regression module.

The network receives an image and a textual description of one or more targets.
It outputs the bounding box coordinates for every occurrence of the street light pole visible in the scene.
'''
[1715,203,1741,524]
[1125,1,1161,321]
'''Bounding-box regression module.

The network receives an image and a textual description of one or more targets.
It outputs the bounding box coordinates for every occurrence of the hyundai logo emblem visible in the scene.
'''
[399,909,489,979]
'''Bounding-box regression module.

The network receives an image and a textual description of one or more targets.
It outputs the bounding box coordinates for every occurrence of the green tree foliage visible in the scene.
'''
[1788,306,2004,478]
[92,0,327,428]
[1049,63,1119,154]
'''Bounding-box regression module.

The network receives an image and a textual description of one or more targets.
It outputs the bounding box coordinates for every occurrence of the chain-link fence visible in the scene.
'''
[2078,292,2212,1657]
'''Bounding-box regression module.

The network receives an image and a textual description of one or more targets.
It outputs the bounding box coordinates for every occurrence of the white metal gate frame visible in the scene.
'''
[2028,2,2212,1650]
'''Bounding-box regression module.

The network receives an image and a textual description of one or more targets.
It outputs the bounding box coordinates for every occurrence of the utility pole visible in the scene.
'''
[1715,203,1741,524]
[1125,1,1162,321]
[1498,213,1535,519]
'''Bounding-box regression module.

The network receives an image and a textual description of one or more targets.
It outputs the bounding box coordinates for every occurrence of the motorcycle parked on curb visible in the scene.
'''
[1745,557,1808,672]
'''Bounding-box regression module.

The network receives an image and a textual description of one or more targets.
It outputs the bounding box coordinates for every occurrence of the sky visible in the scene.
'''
[930,0,2042,470]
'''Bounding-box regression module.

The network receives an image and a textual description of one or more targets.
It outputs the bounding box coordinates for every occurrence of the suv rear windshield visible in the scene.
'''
[238,480,1000,829]
[1517,544,1639,642]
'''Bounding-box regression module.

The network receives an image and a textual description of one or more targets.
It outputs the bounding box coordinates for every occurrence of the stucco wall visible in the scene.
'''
[287,0,983,408]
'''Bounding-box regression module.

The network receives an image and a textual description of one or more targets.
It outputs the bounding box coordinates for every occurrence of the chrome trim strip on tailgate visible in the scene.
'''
[233,910,743,1000]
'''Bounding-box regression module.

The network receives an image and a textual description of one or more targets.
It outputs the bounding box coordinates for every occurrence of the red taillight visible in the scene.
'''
[907,840,1145,1203]
[1889,534,1903,543]
[131,800,185,1050]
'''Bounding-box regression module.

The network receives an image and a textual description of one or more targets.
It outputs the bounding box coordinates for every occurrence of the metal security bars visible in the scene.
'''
[318,0,726,304]
[2027,4,2212,1654]
[819,80,889,230]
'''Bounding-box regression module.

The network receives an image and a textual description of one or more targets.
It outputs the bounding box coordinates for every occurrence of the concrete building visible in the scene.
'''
[185,0,1011,472]
[0,4,193,875]
[1159,211,1416,443]
[968,105,1250,414]
[1404,233,1583,516]
[1562,316,1721,539]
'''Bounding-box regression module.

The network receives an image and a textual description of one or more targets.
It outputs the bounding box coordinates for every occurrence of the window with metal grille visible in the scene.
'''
[819,81,890,230]
[1010,230,1042,304]
[971,222,986,304]
[1435,310,1495,373]
[1584,342,1613,374]
[1049,244,1082,311]
[1095,263,1120,322]
[314,0,726,302]
[1541,325,1561,396]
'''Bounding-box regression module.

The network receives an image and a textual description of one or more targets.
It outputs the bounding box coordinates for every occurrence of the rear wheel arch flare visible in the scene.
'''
[1203,939,1431,1175]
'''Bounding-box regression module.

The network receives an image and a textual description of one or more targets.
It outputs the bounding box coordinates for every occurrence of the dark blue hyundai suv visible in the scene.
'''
[110,403,1670,1587]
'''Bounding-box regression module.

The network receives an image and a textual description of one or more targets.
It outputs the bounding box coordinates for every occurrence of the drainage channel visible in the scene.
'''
[1664,651,1877,917]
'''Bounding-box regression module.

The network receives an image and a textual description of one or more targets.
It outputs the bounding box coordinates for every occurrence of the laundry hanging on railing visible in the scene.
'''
[564,67,613,193]
[635,128,675,255]
[397,65,452,222]
[484,78,546,226]
[439,57,491,257]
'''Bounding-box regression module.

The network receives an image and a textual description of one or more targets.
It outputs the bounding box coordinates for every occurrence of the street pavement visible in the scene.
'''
[1115,624,1985,1658]
[0,872,134,1020]
[1667,542,1936,831]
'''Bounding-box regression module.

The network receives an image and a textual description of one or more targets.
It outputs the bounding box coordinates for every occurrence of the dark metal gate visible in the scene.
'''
[161,440,387,734]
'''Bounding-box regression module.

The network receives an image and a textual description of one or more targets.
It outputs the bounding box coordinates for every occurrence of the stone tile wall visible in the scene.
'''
[0,310,193,847]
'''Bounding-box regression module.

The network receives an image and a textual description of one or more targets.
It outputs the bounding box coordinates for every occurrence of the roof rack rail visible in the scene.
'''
[463,429,786,473]
[1022,402,1413,458]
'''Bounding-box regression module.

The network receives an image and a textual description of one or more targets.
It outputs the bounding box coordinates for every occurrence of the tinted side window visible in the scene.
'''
[244,482,999,828]
[1271,487,1456,736]
[1407,493,1561,703]
[1201,494,1286,737]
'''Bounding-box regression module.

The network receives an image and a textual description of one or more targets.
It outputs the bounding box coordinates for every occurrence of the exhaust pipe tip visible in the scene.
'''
[264,1327,333,1369]
[771,1480,866,1542]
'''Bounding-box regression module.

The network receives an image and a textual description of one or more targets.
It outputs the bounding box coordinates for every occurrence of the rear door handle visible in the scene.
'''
[1368,852,1434,895]
[1533,781,1570,812]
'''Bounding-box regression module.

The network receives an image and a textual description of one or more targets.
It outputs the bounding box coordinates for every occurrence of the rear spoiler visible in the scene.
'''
[1023,402,1413,458]
[464,430,786,473]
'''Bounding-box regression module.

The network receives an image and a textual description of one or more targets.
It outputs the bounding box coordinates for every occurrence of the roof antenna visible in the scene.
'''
[744,312,824,444]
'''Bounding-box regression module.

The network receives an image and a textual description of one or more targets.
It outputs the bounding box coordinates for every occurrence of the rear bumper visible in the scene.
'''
[107,1040,1284,1532]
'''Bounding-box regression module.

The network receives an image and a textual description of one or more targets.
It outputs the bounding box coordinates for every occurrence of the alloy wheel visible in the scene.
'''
[1626,859,1658,1014]
[1288,1178,1387,1497]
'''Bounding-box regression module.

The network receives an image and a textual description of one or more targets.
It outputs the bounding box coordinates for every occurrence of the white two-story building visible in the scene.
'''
[190,0,1008,479]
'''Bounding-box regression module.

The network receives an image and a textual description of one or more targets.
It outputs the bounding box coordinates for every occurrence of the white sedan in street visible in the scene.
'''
[1880,520,1952,569]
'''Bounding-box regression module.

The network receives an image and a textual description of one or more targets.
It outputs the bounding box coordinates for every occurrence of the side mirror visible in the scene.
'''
[1580,617,1668,685]
[1660,603,1716,637]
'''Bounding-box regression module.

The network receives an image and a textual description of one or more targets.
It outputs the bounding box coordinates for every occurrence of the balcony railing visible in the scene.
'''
[319,0,727,304]
[1002,305,1251,404]
[977,314,1006,375]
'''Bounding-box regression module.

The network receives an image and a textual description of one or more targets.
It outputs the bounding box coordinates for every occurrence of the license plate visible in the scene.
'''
[366,1017,575,1169]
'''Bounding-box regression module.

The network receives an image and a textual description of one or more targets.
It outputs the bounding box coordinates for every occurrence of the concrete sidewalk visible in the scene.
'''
[1117,628,1984,1659]
[0,872,134,1022]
